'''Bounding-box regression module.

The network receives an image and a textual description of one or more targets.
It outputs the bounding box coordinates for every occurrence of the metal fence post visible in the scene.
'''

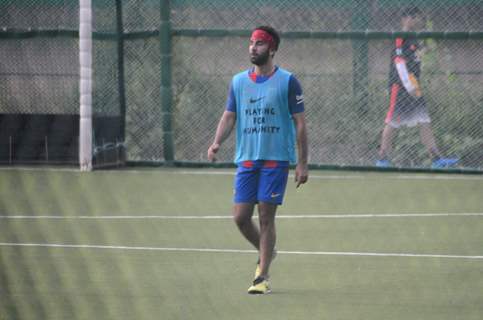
[115,0,127,141]
[160,0,174,162]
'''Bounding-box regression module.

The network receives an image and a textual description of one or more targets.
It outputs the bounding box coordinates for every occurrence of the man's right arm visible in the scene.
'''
[207,111,236,162]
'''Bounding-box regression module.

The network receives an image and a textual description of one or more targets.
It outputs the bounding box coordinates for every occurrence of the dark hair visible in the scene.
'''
[253,25,280,51]
[401,6,422,18]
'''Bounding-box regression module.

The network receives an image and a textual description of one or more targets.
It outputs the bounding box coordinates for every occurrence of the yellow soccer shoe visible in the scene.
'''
[248,276,271,295]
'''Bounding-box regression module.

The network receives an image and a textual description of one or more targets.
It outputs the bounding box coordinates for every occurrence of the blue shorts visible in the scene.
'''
[234,161,289,205]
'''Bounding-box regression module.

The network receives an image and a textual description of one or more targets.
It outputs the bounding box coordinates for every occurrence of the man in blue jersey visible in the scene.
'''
[376,7,458,169]
[207,26,308,294]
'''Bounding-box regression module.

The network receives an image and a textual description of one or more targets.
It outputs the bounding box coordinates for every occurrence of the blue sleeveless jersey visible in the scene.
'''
[231,67,296,164]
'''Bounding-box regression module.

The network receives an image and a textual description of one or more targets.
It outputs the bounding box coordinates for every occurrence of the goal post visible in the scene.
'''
[79,0,127,171]
[79,0,92,171]
[79,0,93,171]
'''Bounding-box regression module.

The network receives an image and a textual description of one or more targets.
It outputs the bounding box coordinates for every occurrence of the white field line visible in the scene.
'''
[151,171,483,181]
[1,212,483,220]
[0,166,79,172]
[0,242,482,260]
[0,166,482,180]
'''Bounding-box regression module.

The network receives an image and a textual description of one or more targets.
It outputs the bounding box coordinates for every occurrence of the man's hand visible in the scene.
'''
[207,143,220,162]
[295,163,308,188]
[207,111,236,163]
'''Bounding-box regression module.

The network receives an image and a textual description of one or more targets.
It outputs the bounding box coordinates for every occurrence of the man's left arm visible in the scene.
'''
[288,75,308,187]
[288,75,309,188]
[293,112,308,188]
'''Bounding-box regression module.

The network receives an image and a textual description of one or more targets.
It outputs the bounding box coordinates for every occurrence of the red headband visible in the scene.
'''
[250,29,275,49]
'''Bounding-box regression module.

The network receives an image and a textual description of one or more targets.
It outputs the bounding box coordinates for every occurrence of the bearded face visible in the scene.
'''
[250,46,271,66]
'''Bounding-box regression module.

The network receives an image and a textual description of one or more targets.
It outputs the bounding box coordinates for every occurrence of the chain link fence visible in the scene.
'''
[0,0,482,169]
[169,0,483,169]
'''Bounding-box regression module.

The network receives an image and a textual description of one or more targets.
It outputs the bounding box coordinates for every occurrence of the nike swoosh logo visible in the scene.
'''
[271,193,281,198]
[296,95,304,104]
[249,97,265,104]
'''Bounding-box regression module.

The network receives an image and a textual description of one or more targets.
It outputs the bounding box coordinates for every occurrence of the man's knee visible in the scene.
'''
[233,213,251,227]
[233,205,254,227]
[258,203,277,229]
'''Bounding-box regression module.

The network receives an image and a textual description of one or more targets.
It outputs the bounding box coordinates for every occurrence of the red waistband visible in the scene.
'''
[241,160,287,168]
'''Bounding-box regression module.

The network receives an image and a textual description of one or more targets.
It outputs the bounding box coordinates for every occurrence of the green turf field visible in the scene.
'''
[1,167,483,320]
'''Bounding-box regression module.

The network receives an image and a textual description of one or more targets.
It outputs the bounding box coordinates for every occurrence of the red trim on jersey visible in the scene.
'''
[385,84,400,124]
[242,160,254,168]
[263,160,278,168]
[395,38,404,48]
[249,72,257,82]
[241,160,286,168]
[394,56,406,64]
[248,67,277,83]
